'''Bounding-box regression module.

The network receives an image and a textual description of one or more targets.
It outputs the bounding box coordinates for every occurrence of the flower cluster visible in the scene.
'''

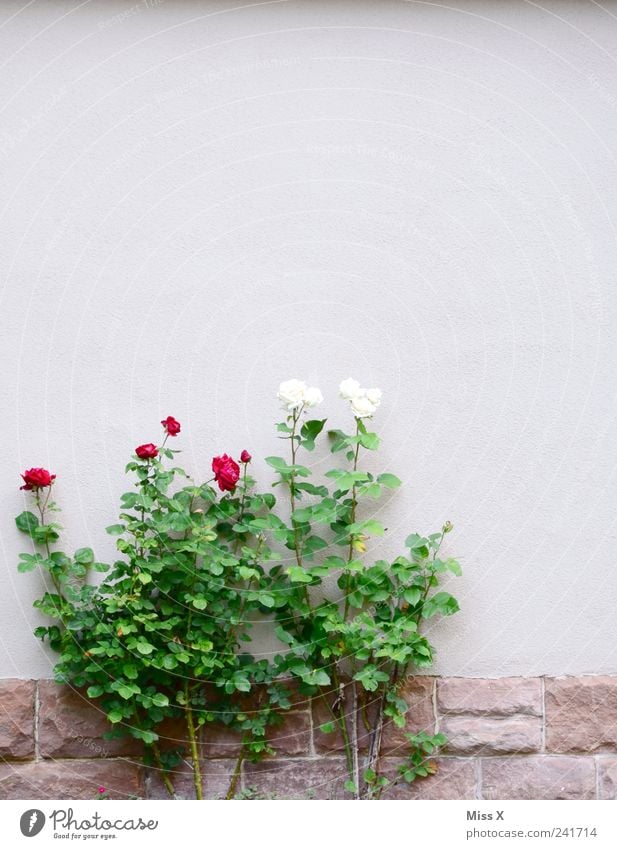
[277,377,382,419]
[277,379,323,411]
[22,416,253,497]
[339,377,382,418]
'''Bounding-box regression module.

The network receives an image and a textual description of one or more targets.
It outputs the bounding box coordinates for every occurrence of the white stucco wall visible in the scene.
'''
[1,0,616,679]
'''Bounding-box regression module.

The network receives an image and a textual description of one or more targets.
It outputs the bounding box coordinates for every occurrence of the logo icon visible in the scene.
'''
[19,810,45,837]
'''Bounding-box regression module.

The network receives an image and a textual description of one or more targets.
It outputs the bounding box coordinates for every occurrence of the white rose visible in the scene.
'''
[339,377,362,400]
[350,393,378,419]
[278,378,308,411]
[304,386,323,408]
[365,387,382,406]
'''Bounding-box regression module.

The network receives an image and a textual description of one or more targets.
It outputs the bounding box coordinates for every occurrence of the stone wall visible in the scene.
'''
[0,676,616,800]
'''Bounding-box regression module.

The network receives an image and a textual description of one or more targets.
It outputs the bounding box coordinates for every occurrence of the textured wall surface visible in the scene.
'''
[1,675,617,799]
[1,0,617,679]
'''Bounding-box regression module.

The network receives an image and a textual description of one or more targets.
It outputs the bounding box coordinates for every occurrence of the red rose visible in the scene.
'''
[20,467,55,491]
[240,450,252,464]
[136,443,158,459]
[161,416,181,436]
[212,454,240,492]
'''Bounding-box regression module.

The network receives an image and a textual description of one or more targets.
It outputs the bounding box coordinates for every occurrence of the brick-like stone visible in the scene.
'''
[202,711,311,758]
[441,716,541,755]
[0,759,143,800]
[312,688,371,754]
[0,679,35,759]
[546,677,617,753]
[438,677,542,717]
[382,677,435,753]
[482,756,596,800]
[598,757,617,799]
[244,758,349,799]
[380,757,477,799]
[313,678,434,755]
[38,682,143,759]
[147,758,238,800]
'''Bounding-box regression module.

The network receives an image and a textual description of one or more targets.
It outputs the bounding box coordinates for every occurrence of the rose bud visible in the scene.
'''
[211,454,240,492]
[240,449,252,464]
[161,415,181,436]
[135,443,158,459]
[20,467,56,491]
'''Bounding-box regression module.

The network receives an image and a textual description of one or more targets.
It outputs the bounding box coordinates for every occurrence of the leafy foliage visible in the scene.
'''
[16,399,461,800]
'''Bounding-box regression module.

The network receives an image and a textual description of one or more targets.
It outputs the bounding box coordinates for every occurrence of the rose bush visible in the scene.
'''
[16,385,461,800]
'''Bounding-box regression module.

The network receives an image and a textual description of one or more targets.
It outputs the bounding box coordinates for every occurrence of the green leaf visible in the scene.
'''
[327,429,350,453]
[303,535,328,556]
[15,511,39,535]
[377,473,402,489]
[152,693,169,707]
[32,524,60,545]
[422,592,460,618]
[265,456,288,471]
[402,587,422,606]
[257,592,275,608]
[192,597,208,611]
[87,685,105,698]
[17,552,45,573]
[348,519,385,536]
[108,710,124,724]
[137,729,158,745]
[122,664,138,680]
[358,432,380,450]
[344,780,358,794]
[136,642,155,655]
[118,685,136,700]
[444,558,462,576]
[295,482,329,497]
[319,721,336,734]
[74,547,94,565]
[275,626,295,646]
[302,669,330,686]
[300,419,326,451]
[405,533,429,557]
[287,566,313,584]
